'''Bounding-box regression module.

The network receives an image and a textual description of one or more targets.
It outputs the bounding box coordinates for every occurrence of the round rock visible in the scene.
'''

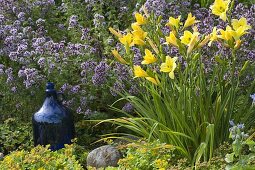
[0,153,4,160]
[87,145,121,168]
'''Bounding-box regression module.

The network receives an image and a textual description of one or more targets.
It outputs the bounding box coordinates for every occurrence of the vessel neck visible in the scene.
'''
[46,91,58,99]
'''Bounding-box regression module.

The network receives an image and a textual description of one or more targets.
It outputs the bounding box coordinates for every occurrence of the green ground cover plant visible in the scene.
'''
[0,144,85,170]
[0,118,33,155]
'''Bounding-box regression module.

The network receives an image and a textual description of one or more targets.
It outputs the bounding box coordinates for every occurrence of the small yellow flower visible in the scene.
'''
[183,13,199,29]
[210,0,231,21]
[38,168,45,170]
[4,155,13,164]
[218,26,233,41]
[119,33,134,47]
[165,32,179,47]
[154,159,168,169]
[109,27,122,38]
[111,49,128,64]
[180,31,199,46]
[135,12,147,25]
[166,16,181,30]
[160,56,178,79]
[208,27,218,46]
[141,49,157,64]
[232,17,251,31]
[134,65,148,78]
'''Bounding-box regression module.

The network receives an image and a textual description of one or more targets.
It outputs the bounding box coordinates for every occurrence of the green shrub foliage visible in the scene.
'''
[0,118,33,154]
[0,144,84,170]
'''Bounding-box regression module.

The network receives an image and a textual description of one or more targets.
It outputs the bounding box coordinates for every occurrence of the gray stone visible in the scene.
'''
[87,145,121,168]
[0,153,4,160]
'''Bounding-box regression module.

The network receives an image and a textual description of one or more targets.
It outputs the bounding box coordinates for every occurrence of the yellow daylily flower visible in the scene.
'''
[183,13,199,29]
[133,38,146,46]
[166,16,181,30]
[208,27,218,46]
[131,23,148,37]
[109,27,122,38]
[111,49,128,64]
[160,56,178,79]
[141,49,157,64]
[218,26,233,41]
[119,33,134,47]
[187,31,200,54]
[132,23,147,45]
[134,65,148,78]
[145,77,159,85]
[230,26,247,40]
[232,17,251,31]
[135,13,147,25]
[132,26,147,39]
[210,0,231,21]
[180,31,193,45]
[165,32,179,47]
[132,23,143,32]
[180,31,199,46]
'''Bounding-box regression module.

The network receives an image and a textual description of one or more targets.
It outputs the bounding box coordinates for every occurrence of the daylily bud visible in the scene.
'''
[111,49,128,65]
[240,61,249,76]
[141,5,149,18]
[197,35,210,48]
[134,65,149,78]
[165,32,179,47]
[135,13,147,25]
[145,77,159,85]
[147,38,159,54]
[109,27,122,38]
[234,40,242,49]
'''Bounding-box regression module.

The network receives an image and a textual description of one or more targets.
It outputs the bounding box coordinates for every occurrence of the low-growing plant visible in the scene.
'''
[117,140,175,170]
[225,121,255,169]
[75,117,117,150]
[0,118,33,154]
[0,144,84,170]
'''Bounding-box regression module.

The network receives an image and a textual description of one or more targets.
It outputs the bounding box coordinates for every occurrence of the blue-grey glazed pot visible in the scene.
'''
[32,82,75,150]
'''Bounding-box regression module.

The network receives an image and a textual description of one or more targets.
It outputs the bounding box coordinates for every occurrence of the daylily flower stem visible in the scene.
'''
[226,49,238,139]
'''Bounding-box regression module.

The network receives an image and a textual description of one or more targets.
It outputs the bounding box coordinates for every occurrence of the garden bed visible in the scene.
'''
[0,0,254,169]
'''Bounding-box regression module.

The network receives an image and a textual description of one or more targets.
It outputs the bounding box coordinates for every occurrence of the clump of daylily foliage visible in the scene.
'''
[107,0,255,164]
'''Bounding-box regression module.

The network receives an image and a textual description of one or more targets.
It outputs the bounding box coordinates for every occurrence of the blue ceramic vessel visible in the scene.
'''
[32,82,75,150]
